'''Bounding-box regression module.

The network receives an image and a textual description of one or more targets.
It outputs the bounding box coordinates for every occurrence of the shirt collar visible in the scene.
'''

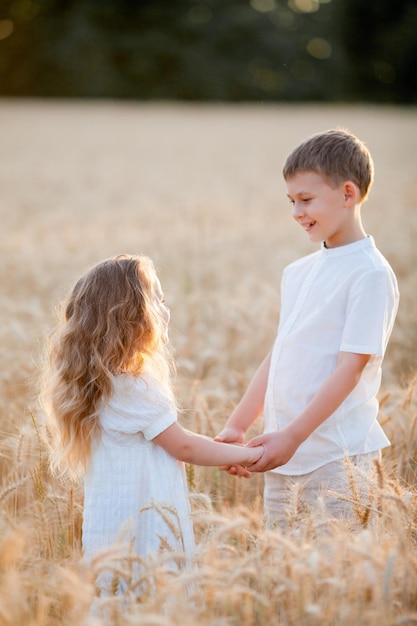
[321,235,375,257]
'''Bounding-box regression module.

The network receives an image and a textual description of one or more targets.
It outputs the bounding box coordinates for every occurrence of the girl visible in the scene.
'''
[41,255,263,581]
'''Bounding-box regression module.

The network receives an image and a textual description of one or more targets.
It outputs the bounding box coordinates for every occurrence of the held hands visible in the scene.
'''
[246,429,300,472]
[214,426,252,478]
[215,426,301,475]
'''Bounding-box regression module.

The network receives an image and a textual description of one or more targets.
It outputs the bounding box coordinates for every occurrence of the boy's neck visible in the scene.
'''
[324,206,367,248]
[323,234,368,249]
[324,230,368,248]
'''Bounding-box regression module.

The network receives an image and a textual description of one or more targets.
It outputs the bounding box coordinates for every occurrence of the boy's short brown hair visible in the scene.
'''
[283,128,374,200]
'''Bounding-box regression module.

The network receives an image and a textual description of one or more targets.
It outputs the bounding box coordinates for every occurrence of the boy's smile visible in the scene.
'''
[286,171,366,248]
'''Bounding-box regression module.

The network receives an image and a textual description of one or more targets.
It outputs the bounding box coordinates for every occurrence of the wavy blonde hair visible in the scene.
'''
[41,255,173,478]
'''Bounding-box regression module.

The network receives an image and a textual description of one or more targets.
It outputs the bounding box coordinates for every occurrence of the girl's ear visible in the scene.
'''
[343,181,360,206]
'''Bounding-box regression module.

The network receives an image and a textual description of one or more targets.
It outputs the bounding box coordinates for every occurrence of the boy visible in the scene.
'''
[216,128,399,524]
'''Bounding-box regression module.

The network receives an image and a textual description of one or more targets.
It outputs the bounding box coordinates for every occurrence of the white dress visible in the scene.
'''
[82,374,195,568]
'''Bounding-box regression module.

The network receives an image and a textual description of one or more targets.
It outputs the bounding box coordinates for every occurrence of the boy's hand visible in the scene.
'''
[214,426,251,478]
[246,430,300,472]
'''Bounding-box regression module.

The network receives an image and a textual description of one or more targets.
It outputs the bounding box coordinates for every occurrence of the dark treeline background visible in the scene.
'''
[0,0,416,102]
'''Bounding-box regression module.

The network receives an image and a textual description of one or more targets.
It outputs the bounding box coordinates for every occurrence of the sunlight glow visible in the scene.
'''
[251,0,276,13]
[306,38,332,60]
[0,20,13,41]
[288,0,320,14]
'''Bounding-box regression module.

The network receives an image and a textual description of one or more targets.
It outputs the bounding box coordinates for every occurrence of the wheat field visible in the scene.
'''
[1,100,417,625]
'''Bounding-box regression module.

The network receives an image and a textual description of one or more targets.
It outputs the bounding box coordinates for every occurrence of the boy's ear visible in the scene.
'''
[343,181,360,206]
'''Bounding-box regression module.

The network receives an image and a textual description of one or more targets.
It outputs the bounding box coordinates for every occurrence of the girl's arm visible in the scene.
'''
[154,422,263,467]
[247,351,371,472]
[215,350,272,444]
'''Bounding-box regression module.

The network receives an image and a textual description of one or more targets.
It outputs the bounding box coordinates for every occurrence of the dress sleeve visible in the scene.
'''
[102,375,177,440]
[340,268,399,356]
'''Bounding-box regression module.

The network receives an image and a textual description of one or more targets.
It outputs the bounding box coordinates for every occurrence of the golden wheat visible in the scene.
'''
[0,101,416,624]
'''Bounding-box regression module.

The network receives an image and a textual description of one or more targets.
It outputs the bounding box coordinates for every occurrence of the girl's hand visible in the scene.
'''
[246,444,264,464]
[215,425,250,477]
[221,463,252,478]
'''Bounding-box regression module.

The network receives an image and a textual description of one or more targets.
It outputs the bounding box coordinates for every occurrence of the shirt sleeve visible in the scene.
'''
[102,375,177,439]
[340,267,399,356]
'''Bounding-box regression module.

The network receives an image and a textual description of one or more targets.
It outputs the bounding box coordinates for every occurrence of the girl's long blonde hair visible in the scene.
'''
[40,255,173,478]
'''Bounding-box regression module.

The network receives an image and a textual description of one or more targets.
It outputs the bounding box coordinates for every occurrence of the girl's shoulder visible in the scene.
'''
[112,373,175,410]
[101,374,177,435]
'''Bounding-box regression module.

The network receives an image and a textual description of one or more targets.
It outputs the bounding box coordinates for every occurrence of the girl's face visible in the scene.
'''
[153,277,170,341]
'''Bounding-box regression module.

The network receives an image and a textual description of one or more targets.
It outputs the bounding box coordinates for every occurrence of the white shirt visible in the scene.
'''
[264,236,399,475]
[82,374,194,562]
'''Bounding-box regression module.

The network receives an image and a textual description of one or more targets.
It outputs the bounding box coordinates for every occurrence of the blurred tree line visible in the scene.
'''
[0,0,416,102]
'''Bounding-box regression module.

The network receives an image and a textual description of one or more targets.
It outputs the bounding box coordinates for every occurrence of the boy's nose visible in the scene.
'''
[291,202,305,219]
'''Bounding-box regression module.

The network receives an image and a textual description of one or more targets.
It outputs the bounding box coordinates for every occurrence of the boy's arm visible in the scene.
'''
[247,351,370,472]
[216,350,272,443]
[214,351,271,478]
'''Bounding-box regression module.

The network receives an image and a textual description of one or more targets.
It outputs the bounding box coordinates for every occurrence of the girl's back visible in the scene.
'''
[83,373,194,560]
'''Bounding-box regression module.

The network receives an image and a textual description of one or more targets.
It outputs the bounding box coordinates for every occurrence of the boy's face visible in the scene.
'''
[286,171,354,248]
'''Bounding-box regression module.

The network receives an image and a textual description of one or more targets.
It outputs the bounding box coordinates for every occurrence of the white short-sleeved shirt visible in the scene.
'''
[82,374,194,562]
[264,236,399,475]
